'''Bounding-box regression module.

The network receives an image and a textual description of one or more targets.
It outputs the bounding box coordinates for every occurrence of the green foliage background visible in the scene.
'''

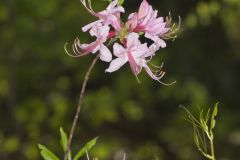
[0,0,240,159]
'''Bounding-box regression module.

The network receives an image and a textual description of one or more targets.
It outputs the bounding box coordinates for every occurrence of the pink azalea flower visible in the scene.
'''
[143,11,170,48]
[81,0,124,32]
[67,24,112,62]
[66,0,179,84]
[106,33,166,83]
[128,0,170,48]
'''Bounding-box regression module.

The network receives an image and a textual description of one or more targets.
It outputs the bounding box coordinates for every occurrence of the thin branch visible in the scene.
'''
[63,54,100,160]
[210,136,216,160]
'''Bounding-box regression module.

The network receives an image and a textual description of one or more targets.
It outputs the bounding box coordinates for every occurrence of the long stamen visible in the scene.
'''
[156,70,165,78]
[157,79,176,86]
[145,62,176,85]
[73,38,85,56]
[88,0,93,11]
[146,56,153,62]
[73,43,81,56]
[164,14,181,41]
[149,62,164,69]
[155,67,176,85]
[80,0,96,16]
[135,74,141,84]
[64,43,82,57]
[65,38,92,57]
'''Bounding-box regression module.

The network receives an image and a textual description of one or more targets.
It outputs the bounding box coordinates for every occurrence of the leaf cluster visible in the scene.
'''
[38,128,98,160]
[181,103,219,160]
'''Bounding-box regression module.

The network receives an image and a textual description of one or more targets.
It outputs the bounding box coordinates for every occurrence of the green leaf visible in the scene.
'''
[199,109,208,131]
[73,137,98,160]
[210,102,218,130]
[193,126,200,149]
[205,108,211,124]
[38,144,59,160]
[117,0,124,5]
[60,127,68,151]
[59,128,71,160]
[180,105,201,128]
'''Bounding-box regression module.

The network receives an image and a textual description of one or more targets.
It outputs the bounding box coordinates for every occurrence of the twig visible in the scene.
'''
[63,54,100,160]
[210,136,216,160]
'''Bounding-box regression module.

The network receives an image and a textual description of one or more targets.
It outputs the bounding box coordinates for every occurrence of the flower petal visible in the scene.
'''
[113,43,126,57]
[98,25,110,40]
[105,14,121,31]
[127,33,140,48]
[145,33,166,48]
[105,57,128,73]
[131,43,148,58]
[146,43,159,57]
[139,6,153,26]
[89,23,102,37]
[91,43,100,53]
[111,6,125,14]
[127,12,138,31]
[106,0,118,11]
[156,38,166,48]
[99,44,112,62]
[138,0,149,19]
[82,20,103,32]
[127,51,141,75]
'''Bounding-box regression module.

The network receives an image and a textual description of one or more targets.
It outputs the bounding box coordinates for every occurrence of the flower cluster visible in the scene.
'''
[65,0,179,84]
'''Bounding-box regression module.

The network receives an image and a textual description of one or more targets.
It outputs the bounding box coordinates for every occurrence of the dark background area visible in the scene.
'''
[0,0,240,159]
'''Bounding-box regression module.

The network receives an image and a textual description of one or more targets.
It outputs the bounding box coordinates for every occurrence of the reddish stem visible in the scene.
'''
[63,54,100,160]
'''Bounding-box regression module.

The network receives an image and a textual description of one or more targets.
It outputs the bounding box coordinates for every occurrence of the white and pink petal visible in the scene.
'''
[99,44,112,62]
[138,0,150,19]
[106,0,118,12]
[82,20,103,32]
[105,57,128,73]
[111,6,125,14]
[131,43,149,58]
[113,43,126,57]
[127,12,138,31]
[145,33,166,48]
[127,33,140,48]
[127,51,141,75]
[98,25,110,39]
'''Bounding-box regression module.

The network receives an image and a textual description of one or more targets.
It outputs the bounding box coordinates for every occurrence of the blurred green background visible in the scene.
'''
[0,0,240,159]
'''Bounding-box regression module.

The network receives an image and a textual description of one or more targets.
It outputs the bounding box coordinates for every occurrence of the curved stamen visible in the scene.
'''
[144,62,176,85]
[88,0,93,11]
[164,15,181,41]
[149,62,164,69]
[155,70,165,78]
[157,79,176,86]
[64,43,82,57]
[72,43,82,57]
[80,0,97,16]
[146,56,153,62]
[155,70,176,86]
[73,38,83,55]
[65,37,96,58]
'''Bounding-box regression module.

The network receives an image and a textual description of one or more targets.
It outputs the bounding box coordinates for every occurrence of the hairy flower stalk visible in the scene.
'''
[64,0,179,159]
